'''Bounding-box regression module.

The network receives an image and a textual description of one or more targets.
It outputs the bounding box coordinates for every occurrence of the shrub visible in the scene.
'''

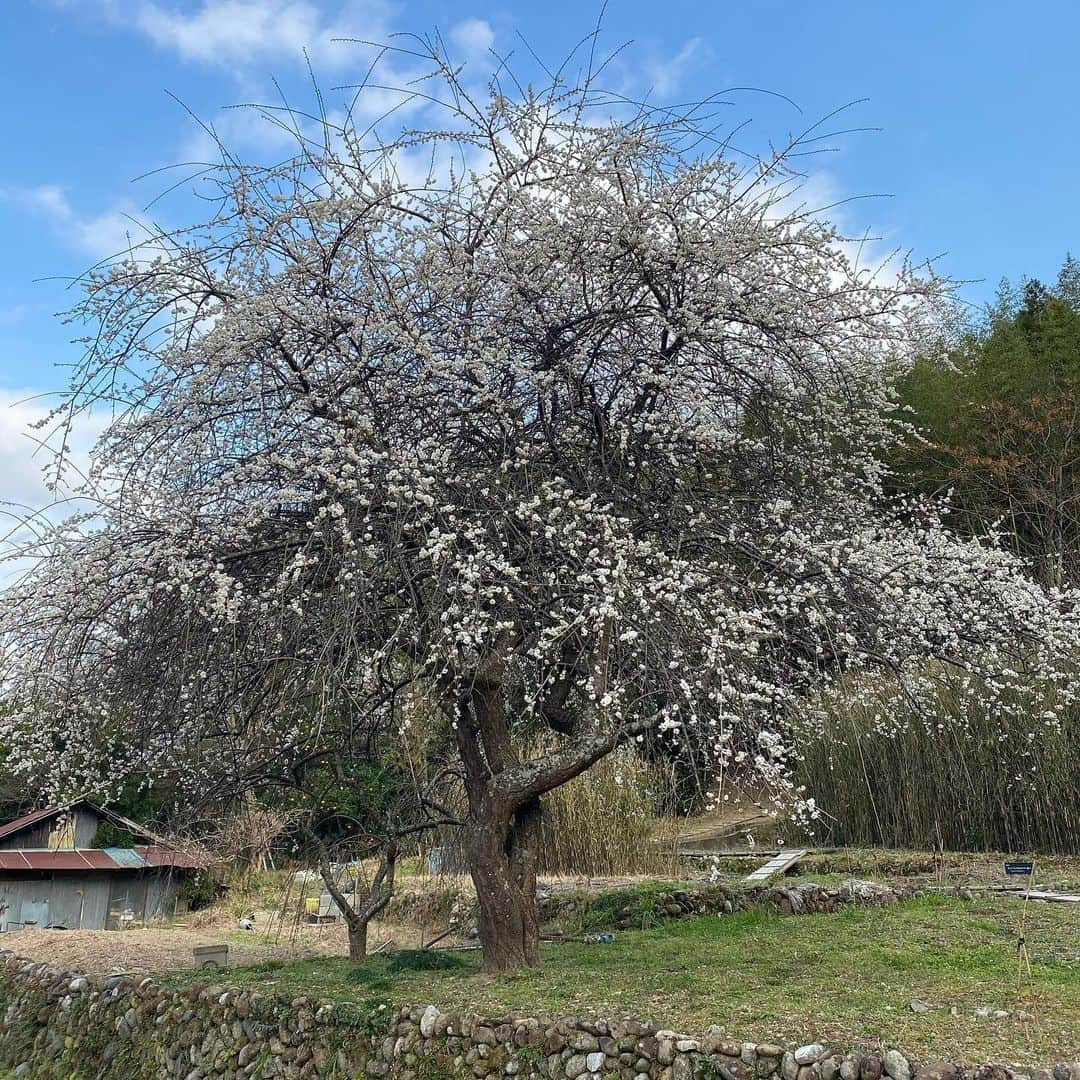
[387,949,468,974]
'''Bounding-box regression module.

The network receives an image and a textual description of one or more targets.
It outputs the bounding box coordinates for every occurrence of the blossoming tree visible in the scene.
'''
[2,45,1075,970]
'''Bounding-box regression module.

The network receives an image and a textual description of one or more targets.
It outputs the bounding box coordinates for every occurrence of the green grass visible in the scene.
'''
[572,880,684,930]
[164,895,1079,1066]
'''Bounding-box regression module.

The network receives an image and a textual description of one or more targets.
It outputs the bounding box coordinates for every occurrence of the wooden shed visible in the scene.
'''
[0,799,211,931]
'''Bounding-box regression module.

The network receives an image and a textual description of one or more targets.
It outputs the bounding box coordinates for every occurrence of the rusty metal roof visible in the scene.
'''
[0,850,115,871]
[0,845,210,873]
[0,799,213,872]
[135,845,210,869]
[0,805,61,843]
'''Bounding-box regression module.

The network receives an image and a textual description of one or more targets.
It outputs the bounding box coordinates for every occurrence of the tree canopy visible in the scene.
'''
[1,41,1076,970]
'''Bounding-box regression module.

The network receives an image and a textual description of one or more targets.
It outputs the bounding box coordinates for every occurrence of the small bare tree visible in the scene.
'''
[314,837,398,963]
[296,730,461,962]
[309,809,458,962]
[209,806,299,874]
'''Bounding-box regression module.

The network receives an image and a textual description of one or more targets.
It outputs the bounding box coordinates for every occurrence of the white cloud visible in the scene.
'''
[71,208,155,262]
[450,18,494,60]
[73,1,498,93]
[179,99,309,163]
[18,184,70,220]
[759,168,903,288]
[4,185,154,261]
[0,390,66,511]
[0,389,108,585]
[135,0,326,65]
[84,0,393,70]
[643,37,707,99]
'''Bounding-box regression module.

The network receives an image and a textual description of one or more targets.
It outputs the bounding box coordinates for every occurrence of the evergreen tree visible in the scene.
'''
[896,256,1080,588]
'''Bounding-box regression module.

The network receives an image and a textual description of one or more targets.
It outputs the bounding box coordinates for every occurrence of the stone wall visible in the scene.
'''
[0,950,1076,1080]
[395,879,918,940]
[536,880,915,929]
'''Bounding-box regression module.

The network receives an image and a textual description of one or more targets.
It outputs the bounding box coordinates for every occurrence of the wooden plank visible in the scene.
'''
[1006,889,1080,904]
[681,848,837,860]
[744,849,807,883]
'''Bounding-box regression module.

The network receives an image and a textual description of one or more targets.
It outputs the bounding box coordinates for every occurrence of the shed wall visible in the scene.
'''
[46,874,113,929]
[0,871,173,931]
[0,823,51,851]
[145,870,178,920]
[72,808,101,848]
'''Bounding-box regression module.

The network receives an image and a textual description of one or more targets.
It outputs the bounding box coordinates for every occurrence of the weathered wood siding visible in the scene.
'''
[0,823,51,851]
[0,871,175,931]
[71,807,101,848]
[0,807,103,851]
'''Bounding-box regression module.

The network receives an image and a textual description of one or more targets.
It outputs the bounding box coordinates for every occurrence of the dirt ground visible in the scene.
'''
[0,911,474,974]
[0,872,647,974]
[0,920,357,974]
[5,847,1075,976]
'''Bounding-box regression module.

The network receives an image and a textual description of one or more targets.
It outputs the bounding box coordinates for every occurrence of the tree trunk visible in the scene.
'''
[315,837,397,966]
[347,919,368,962]
[467,796,542,972]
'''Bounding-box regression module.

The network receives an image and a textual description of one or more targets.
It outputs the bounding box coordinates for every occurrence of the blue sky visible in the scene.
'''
[2,0,1079,511]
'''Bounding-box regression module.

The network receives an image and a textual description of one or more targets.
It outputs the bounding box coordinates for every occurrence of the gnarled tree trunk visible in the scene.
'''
[347,920,369,962]
[450,648,648,972]
[466,795,542,971]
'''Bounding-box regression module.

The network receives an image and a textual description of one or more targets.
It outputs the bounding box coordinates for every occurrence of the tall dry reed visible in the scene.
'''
[419,747,682,879]
[794,669,1079,853]
[538,747,681,876]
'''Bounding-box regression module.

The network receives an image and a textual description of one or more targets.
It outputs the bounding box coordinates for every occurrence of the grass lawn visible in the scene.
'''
[165,895,1078,1066]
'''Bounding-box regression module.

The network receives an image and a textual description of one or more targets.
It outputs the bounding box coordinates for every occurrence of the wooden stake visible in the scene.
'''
[1015,861,1036,1004]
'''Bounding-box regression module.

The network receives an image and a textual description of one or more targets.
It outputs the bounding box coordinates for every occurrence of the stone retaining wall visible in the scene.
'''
[0,950,1075,1080]
[536,880,916,929]
[405,879,918,939]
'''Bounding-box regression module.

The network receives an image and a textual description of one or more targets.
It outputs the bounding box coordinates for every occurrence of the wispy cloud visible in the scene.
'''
[3,184,154,261]
[643,37,708,99]
[66,1,502,79]
[0,389,71,510]
[0,388,108,585]
[0,389,106,510]
[450,18,495,61]
[134,0,348,66]
[178,98,313,164]
[765,168,904,286]
[62,2,500,160]
[65,0,396,70]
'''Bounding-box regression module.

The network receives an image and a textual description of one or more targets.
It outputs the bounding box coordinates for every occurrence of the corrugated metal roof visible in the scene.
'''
[80,849,124,870]
[0,806,60,843]
[135,845,210,869]
[0,849,126,871]
[104,847,146,868]
[0,847,210,872]
[0,800,215,871]
[27,851,98,871]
